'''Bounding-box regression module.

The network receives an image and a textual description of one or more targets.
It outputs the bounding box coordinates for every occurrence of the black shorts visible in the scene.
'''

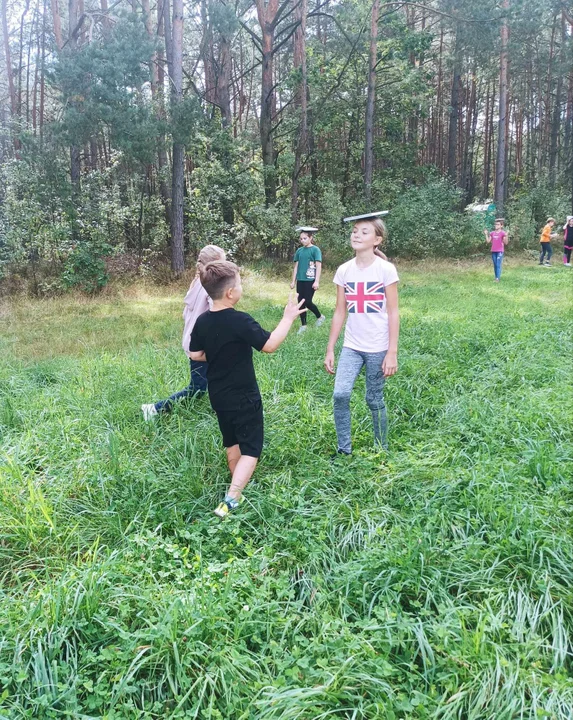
[215,398,264,458]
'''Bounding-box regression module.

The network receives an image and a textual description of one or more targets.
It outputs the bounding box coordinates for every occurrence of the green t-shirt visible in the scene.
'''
[294,245,322,281]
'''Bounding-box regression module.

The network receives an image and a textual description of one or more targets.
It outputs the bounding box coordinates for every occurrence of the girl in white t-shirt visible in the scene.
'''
[324,217,399,454]
[141,244,226,420]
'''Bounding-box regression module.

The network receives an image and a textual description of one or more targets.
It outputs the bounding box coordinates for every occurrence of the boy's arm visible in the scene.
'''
[503,232,509,245]
[324,285,347,374]
[313,261,322,290]
[290,262,298,289]
[484,229,490,242]
[261,296,305,353]
[189,325,206,362]
[382,282,399,377]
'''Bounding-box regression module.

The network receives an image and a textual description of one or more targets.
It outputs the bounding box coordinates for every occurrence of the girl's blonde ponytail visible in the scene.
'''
[192,245,226,288]
[370,218,388,260]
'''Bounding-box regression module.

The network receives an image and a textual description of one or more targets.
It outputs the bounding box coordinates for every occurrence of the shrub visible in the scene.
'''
[386,178,483,258]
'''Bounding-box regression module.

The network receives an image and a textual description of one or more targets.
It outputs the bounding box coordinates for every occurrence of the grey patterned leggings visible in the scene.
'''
[333,347,387,454]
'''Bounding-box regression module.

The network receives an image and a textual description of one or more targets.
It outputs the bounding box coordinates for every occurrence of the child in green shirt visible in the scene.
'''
[290,227,326,335]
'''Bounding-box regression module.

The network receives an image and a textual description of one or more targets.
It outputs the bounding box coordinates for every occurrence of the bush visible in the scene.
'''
[61,240,111,294]
[386,178,483,258]
[506,182,571,248]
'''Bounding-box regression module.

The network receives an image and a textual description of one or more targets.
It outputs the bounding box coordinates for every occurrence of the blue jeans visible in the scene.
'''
[491,251,504,279]
[333,347,387,454]
[154,359,208,413]
[539,243,552,264]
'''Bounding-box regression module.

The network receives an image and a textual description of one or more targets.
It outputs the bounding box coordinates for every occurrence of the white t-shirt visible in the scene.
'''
[333,257,399,353]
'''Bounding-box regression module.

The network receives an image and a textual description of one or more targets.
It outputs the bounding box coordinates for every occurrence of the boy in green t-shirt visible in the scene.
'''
[290,227,326,335]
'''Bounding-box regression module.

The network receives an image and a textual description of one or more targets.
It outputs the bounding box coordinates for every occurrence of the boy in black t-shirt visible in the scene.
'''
[190,261,304,518]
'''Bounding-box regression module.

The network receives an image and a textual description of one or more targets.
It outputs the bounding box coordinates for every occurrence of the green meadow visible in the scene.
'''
[0,259,572,719]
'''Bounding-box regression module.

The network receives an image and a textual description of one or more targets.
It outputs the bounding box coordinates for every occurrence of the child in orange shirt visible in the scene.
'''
[539,218,559,267]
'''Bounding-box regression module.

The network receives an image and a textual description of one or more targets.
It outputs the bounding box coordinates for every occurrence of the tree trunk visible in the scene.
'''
[494,0,509,214]
[200,0,216,105]
[255,0,279,206]
[156,0,171,226]
[364,0,379,203]
[50,0,63,49]
[169,0,185,274]
[291,0,308,224]
[447,28,461,183]
[2,0,18,129]
[68,0,81,195]
[549,13,565,185]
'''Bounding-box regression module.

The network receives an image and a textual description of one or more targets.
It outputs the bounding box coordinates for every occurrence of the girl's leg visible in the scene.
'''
[333,348,364,454]
[296,281,309,326]
[547,243,553,262]
[154,360,207,413]
[364,351,388,449]
[497,252,504,279]
[304,286,322,319]
[565,248,572,264]
[539,245,546,264]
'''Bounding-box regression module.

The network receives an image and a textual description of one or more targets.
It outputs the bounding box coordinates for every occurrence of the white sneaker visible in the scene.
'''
[297,325,308,335]
[315,315,326,327]
[565,263,572,267]
[141,403,158,421]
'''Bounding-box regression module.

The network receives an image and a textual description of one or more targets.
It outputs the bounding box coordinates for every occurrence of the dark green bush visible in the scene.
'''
[386,178,483,258]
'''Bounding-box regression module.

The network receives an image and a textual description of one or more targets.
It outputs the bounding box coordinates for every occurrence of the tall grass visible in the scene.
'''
[1,258,572,718]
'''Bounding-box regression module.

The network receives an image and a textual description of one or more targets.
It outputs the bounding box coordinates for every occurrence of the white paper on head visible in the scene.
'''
[296,226,319,233]
[343,211,389,222]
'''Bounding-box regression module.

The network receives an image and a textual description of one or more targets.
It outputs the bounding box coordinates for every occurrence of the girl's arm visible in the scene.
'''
[503,232,509,245]
[484,229,490,243]
[290,262,298,289]
[313,261,322,290]
[382,282,399,377]
[324,285,347,374]
[190,350,206,362]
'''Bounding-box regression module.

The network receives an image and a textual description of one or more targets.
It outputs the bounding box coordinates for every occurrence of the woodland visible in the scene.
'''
[0,0,572,292]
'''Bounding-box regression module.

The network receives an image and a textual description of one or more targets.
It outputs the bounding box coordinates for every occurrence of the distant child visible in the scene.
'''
[563,216,573,267]
[484,218,508,282]
[290,227,326,335]
[539,218,559,267]
[324,213,399,456]
[190,261,304,518]
[141,244,225,420]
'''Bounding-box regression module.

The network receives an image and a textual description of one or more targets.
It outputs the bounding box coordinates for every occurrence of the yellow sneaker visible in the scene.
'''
[214,496,242,519]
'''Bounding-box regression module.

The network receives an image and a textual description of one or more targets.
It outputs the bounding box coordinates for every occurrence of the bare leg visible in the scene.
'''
[227,455,258,501]
[226,445,241,476]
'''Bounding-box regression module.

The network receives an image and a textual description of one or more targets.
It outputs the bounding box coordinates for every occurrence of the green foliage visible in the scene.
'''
[506,181,572,247]
[53,12,160,164]
[61,241,111,294]
[386,178,483,257]
[0,264,572,717]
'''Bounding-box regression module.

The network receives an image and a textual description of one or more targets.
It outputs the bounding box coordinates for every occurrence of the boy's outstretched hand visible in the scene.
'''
[283,294,306,322]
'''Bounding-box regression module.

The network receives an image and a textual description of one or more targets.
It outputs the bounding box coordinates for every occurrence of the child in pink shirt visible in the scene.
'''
[484,218,508,282]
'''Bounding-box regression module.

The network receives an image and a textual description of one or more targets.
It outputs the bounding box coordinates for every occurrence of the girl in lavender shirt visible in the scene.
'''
[484,218,508,282]
[141,244,226,420]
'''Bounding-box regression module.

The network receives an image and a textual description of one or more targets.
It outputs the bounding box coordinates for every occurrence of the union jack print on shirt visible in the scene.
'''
[344,281,386,313]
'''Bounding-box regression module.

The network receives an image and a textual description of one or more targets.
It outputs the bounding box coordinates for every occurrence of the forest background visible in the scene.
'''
[0,0,572,294]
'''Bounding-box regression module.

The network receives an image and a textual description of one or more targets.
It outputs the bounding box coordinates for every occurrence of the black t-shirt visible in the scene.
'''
[189,308,271,411]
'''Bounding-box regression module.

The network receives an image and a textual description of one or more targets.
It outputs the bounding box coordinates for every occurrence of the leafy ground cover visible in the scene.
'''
[1,258,572,719]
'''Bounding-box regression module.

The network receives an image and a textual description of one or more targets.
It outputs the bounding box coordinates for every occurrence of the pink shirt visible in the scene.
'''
[182,279,211,356]
[489,230,507,253]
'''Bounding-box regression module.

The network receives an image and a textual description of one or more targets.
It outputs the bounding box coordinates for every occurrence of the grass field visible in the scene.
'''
[1,258,572,719]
